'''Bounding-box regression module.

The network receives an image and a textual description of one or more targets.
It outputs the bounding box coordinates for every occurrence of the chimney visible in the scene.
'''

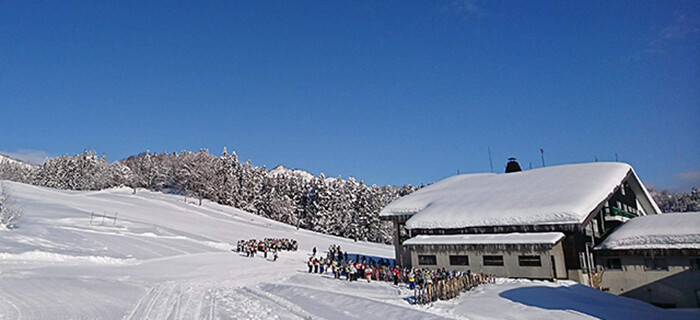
[505,157,522,173]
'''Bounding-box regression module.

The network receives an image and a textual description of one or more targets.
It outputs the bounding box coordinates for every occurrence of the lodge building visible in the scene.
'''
[380,161,661,286]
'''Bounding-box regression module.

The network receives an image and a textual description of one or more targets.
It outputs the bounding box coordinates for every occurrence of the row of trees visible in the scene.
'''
[0,149,419,243]
[649,188,700,213]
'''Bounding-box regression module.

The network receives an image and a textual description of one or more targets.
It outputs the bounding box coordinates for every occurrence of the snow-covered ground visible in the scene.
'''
[0,181,696,320]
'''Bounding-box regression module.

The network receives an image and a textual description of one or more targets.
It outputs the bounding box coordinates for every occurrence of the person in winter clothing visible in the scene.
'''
[348,262,357,281]
[365,266,372,283]
[408,270,416,290]
[308,258,313,273]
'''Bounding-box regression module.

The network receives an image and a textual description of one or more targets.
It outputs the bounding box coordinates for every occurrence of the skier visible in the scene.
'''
[307,258,313,273]
[273,248,279,262]
[408,270,415,290]
[365,266,372,283]
[312,246,317,257]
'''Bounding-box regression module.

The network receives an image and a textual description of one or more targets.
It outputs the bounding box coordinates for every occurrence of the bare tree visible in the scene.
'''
[0,183,23,229]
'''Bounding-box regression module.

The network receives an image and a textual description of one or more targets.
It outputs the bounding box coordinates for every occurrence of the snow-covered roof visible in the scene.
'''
[380,162,656,229]
[403,232,565,247]
[596,212,700,250]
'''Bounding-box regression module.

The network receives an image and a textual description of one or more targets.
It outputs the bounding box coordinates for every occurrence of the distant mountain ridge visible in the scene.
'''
[268,165,316,181]
[0,154,37,169]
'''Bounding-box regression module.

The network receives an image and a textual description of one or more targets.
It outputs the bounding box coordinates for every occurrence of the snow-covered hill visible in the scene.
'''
[0,181,696,319]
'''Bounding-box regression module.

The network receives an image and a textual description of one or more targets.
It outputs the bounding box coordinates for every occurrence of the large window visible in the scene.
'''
[518,255,542,267]
[483,255,504,266]
[691,258,700,271]
[449,255,469,266]
[644,258,668,271]
[419,255,437,265]
[605,258,622,270]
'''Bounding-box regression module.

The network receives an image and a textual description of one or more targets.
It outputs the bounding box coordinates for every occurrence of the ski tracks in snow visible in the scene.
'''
[124,281,314,320]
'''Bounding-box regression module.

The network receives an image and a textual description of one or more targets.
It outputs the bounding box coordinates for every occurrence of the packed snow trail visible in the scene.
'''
[1,181,697,320]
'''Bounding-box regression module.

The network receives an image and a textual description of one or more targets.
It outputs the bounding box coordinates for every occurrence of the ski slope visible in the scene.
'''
[0,181,696,320]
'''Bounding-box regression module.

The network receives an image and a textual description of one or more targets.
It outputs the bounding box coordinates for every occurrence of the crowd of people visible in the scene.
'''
[236,238,298,261]
[305,244,494,304]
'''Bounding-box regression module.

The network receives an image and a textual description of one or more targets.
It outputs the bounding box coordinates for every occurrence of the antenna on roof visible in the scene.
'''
[488,146,494,173]
[615,153,619,162]
[529,162,532,169]
[594,156,598,162]
[540,148,546,167]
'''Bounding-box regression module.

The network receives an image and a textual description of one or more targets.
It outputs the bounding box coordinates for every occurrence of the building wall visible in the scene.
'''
[597,253,700,308]
[408,242,567,280]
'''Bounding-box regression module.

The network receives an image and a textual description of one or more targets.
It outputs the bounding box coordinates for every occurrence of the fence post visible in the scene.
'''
[113,212,118,225]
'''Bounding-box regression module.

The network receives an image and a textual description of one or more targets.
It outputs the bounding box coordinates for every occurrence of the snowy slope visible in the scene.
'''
[0,181,695,320]
[596,212,700,250]
[381,162,651,229]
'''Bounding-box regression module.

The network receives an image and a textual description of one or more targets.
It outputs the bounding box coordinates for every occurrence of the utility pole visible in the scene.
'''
[488,146,494,173]
[540,148,546,167]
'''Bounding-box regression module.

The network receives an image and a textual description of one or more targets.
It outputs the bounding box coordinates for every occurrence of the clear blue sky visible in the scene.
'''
[1,1,698,190]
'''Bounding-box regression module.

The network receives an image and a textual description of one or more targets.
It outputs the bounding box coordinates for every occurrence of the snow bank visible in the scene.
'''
[381,162,640,229]
[403,232,565,246]
[596,212,700,250]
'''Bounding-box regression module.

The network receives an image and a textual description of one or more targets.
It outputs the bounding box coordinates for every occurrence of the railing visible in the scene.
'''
[604,206,637,219]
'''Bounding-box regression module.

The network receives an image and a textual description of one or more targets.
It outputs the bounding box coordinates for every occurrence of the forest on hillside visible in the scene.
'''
[0,150,419,243]
[1,150,698,242]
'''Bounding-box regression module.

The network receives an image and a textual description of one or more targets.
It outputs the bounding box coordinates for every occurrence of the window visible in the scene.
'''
[644,258,668,271]
[691,258,700,271]
[483,255,504,266]
[518,255,542,267]
[605,258,622,270]
[449,255,469,266]
[418,255,436,265]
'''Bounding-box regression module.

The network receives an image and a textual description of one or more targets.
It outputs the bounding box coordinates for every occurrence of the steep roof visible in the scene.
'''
[595,212,700,250]
[403,232,565,247]
[380,162,659,230]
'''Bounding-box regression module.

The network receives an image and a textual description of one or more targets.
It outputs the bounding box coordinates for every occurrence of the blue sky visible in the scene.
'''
[1,1,698,190]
